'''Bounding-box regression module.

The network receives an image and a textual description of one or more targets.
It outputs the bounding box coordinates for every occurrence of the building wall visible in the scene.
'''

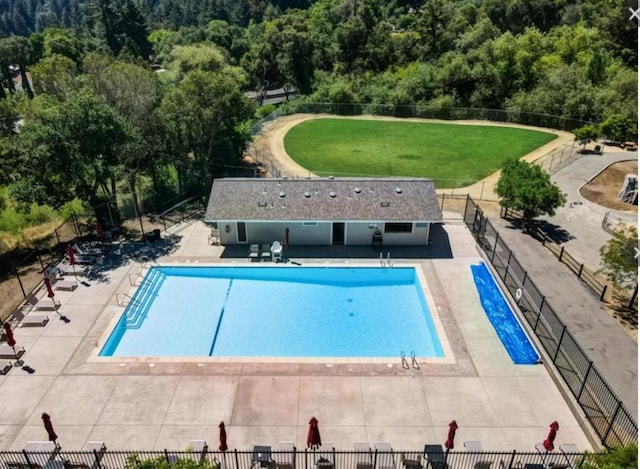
[216,220,429,246]
[345,222,429,245]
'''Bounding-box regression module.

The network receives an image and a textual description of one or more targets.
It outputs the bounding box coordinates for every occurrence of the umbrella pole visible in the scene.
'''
[12,346,22,367]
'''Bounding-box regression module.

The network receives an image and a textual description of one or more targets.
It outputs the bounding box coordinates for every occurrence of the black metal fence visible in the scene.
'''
[0,192,205,324]
[463,196,638,448]
[251,103,596,137]
[0,448,591,469]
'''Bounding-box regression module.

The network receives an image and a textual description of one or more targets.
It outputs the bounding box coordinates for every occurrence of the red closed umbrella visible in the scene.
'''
[97,221,104,240]
[66,244,75,266]
[444,420,458,450]
[218,421,228,451]
[42,413,58,443]
[3,323,15,348]
[44,277,55,298]
[543,421,559,451]
[307,417,321,449]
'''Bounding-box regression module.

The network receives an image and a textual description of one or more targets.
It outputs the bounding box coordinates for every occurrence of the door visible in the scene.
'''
[237,222,247,243]
[332,222,345,245]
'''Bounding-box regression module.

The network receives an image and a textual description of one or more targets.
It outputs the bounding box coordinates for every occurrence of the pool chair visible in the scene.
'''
[534,443,570,469]
[189,440,208,464]
[0,344,25,359]
[56,262,87,276]
[354,442,372,469]
[13,309,49,327]
[274,441,296,469]
[73,243,104,257]
[374,442,395,469]
[260,244,272,261]
[54,279,78,291]
[423,445,447,469]
[315,442,334,469]
[31,297,61,312]
[0,360,12,375]
[23,440,60,466]
[65,441,107,469]
[271,241,283,262]
[248,244,260,261]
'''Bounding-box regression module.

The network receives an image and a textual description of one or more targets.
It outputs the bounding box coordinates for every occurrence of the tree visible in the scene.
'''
[573,124,599,151]
[495,159,566,226]
[599,114,637,143]
[598,224,638,290]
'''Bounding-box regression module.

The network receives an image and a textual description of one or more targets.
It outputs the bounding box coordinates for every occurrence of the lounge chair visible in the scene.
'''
[189,440,208,464]
[0,360,12,375]
[13,309,49,327]
[248,244,260,261]
[32,297,61,312]
[260,244,272,261]
[54,279,78,291]
[535,443,569,469]
[275,441,295,469]
[0,344,25,359]
[354,442,372,469]
[271,241,283,262]
[559,444,581,469]
[65,441,106,469]
[400,453,422,469]
[465,441,492,469]
[56,262,86,276]
[73,243,104,256]
[374,442,395,469]
[423,445,446,469]
[315,442,334,469]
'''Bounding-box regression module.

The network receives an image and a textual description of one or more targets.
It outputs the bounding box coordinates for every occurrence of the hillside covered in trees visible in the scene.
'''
[0,0,637,227]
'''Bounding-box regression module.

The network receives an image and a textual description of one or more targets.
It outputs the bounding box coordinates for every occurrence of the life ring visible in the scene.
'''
[515,288,523,300]
[225,225,231,233]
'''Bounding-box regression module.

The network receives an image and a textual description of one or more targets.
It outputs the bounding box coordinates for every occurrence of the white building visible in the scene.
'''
[205,177,442,246]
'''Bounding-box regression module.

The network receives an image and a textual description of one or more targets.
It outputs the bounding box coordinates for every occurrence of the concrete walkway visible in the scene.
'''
[0,220,594,452]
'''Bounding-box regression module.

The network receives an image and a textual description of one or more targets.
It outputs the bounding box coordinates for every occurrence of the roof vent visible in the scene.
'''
[304,191,311,198]
[278,191,286,198]
[329,191,337,198]
[354,187,362,194]
[380,201,390,207]
[258,201,267,207]
[395,187,403,194]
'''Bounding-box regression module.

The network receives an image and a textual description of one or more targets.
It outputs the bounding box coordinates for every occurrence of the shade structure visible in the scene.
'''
[3,323,15,347]
[66,244,75,266]
[543,421,559,451]
[285,228,290,247]
[44,277,55,298]
[307,417,321,449]
[218,421,228,451]
[42,413,58,442]
[444,420,458,450]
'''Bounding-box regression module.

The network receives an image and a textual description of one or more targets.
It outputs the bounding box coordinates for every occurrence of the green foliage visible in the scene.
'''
[256,103,277,118]
[25,202,56,224]
[495,158,566,222]
[59,198,88,220]
[598,224,638,290]
[573,125,600,143]
[599,114,637,142]
[124,454,215,469]
[583,443,638,469]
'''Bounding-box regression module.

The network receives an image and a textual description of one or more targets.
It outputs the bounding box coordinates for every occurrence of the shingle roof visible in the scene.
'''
[205,177,442,222]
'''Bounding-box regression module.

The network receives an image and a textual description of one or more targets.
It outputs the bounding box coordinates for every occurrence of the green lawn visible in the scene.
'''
[283,118,557,188]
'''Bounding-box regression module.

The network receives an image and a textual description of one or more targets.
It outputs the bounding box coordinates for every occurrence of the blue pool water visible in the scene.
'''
[100,266,444,358]
[470,262,540,365]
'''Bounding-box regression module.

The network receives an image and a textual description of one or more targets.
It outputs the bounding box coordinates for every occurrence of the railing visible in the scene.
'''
[0,448,591,469]
[463,196,638,448]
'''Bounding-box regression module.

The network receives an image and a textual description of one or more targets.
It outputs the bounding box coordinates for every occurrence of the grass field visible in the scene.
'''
[283,118,558,188]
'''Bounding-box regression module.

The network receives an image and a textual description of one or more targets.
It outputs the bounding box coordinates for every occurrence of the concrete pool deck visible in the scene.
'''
[0,218,595,452]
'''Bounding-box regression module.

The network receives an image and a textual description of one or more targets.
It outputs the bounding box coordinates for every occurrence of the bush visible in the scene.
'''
[26,203,56,225]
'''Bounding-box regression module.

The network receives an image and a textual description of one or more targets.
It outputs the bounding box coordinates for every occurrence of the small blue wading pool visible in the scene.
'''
[471,262,540,365]
[100,266,444,358]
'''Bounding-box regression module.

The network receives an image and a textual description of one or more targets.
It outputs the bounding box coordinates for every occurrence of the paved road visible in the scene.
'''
[488,148,638,418]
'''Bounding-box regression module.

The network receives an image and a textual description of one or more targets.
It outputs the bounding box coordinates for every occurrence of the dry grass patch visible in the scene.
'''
[580,160,638,212]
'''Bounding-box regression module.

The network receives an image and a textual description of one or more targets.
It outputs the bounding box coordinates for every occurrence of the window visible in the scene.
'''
[384,223,413,233]
[303,222,317,226]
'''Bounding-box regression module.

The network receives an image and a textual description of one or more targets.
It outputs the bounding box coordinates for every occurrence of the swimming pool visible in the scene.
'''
[470,262,540,365]
[100,266,444,358]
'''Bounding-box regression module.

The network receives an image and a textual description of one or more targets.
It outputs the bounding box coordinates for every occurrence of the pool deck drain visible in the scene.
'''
[0,220,596,452]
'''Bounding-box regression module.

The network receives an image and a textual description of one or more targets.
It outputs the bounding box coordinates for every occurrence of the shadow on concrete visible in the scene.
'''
[81,234,182,282]
[218,223,454,260]
[536,221,576,243]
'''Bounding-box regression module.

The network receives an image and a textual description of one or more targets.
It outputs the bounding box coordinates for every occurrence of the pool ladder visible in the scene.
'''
[400,351,420,370]
[379,252,393,268]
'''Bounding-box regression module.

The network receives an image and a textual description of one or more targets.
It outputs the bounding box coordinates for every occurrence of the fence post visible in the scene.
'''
[627,285,637,308]
[235,449,240,469]
[600,285,608,302]
[601,400,623,446]
[558,246,564,261]
[553,326,566,363]
[463,194,470,222]
[507,450,516,469]
[577,264,584,279]
[92,448,103,469]
[577,361,593,401]
[54,227,61,245]
[534,310,541,332]
[21,449,35,469]
[539,296,546,312]
[491,233,499,263]
[14,266,26,298]
[503,251,512,282]
[520,271,528,289]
